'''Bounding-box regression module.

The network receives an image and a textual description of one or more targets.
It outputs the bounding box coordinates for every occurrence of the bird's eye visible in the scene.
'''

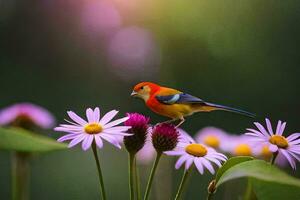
[140,86,144,90]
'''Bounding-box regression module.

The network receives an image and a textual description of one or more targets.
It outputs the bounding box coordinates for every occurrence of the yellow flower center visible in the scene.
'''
[84,123,103,134]
[269,135,288,148]
[185,144,207,157]
[234,144,252,156]
[204,135,220,148]
[261,145,272,160]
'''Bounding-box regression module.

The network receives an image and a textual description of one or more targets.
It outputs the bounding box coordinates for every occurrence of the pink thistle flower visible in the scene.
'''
[54,107,131,151]
[245,118,300,169]
[165,132,227,175]
[123,113,150,154]
[151,123,179,152]
[0,103,55,129]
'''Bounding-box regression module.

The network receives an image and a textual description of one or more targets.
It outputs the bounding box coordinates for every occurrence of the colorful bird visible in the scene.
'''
[130,82,254,127]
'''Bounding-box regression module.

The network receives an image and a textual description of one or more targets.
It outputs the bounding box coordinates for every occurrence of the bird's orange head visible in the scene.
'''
[131,82,160,101]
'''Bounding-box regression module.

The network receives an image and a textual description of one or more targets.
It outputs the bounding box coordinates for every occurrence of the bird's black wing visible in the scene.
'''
[155,93,205,105]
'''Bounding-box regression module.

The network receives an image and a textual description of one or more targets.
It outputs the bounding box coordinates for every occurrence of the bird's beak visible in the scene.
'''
[130,91,138,97]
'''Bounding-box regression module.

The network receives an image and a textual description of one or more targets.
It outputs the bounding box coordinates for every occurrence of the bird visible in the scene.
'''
[130,82,255,127]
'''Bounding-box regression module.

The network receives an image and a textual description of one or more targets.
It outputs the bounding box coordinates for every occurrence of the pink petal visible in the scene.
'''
[278,122,286,135]
[206,157,222,167]
[254,122,270,137]
[289,140,300,145]
[104,126,131,133]
[104,117,129,129]
[82,135,94,151]
[68,134,86,148]
[67,111,87,126]
[99,110,118,125]
[57,133,80,142]
[269,144,278,152]
[54,127,83,134]
[100,133,121,149]
[185,157,193,170]
[275,120,282,134]
[94,107,100,122]
[175,155,189,169]
[265,118,274,135]
[201,158,215,174]
[246,128,267,138]
[164,150,185,156]
[86,108,95,123]
[280,149,296,170]
[95,135,103,148]
[287,133,300,142]
[194,159,204,174]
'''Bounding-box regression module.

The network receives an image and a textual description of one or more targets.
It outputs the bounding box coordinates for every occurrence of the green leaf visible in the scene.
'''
[216,159,300,200]
[0,127,67,153]
[215,156,254,182]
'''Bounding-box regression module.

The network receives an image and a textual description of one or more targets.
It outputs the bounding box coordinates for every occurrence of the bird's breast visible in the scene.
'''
[146,98,193,119]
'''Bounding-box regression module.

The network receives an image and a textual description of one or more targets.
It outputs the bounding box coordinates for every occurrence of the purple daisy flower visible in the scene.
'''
[54,107,132,151]
[0,103,55,129]
[165,132,227,175]
[245,118,300,169]
[224,135,259,157]
[195,127,229,151]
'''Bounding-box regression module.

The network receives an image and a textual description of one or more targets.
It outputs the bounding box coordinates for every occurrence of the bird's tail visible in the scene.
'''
[200,102,255,118]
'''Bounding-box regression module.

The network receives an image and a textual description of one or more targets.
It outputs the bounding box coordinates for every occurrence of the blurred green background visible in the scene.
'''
[1,0,300,199]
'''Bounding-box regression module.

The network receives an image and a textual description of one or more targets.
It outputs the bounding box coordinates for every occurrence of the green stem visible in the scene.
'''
[134,158,141,200]
[12,152,30,200]
[207,193,214,200]
[92,142,107,200]
[143,152,162,200]
[271,152,278,165]
[174,168,192,200]
[129,153,135,200]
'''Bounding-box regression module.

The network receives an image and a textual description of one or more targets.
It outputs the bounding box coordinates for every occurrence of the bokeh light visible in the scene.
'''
[107,26,160,80]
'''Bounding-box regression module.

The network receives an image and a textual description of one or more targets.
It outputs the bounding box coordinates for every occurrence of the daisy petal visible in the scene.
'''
[175,155,189,169]
[68,134,86,148]
[266,118,274,135]
[269,144,278,152]
[82,135,94,151]
[86,108,95,123]
[164,150,185,156]
[280,149,296,169]
[67,111,87,126]
[201,158,215,174]
[278,122,286,135]
[185,157,194,170]
[287,133,300,142]
[206,157,222,167]
[104,126,131,133]
[104,117,129,129]
[94,107,100,122]
[194,159,204,174]
[254,122,270,137]
[95,135,103,148]
[275,120,282,135]
[101,134,121,149]
[57,133,79,142]
[99,110,118,125]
